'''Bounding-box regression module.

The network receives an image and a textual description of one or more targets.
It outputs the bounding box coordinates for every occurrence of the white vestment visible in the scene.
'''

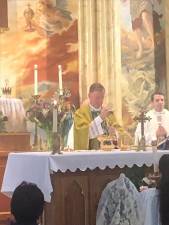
[135,109,169,145]
[140,188,160,225]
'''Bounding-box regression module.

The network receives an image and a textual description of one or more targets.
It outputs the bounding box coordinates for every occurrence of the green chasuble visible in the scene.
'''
[74,104,118,150]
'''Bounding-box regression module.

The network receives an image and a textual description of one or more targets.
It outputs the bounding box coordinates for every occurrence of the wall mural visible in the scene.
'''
[120,0,166,134]
[0,0,79,106]
[0,0,167,141]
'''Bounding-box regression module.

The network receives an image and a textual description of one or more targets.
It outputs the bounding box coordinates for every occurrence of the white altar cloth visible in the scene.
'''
[1,150,169,202]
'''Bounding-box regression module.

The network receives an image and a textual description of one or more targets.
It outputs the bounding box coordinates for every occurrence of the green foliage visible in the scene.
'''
[124,165,145,190]
[0,111,8,132]
[26,99,75,146]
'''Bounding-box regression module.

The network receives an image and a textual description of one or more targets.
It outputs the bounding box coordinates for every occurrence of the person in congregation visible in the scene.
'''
[140,154,169,225]
[74,82,118,150]
[10,182,44,225]
[135,92,169,146]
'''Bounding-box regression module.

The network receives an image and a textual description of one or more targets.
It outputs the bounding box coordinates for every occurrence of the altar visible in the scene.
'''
[1,150,169,225]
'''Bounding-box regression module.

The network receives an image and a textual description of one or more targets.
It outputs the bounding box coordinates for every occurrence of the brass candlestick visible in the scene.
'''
[32,94,40,150]
[51,100,62,155]
[51,88,72,154]
[134,109,151,151]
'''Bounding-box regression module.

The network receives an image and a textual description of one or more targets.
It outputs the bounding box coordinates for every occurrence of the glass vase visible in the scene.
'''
[52,132,63,154]
[45,129,53,151]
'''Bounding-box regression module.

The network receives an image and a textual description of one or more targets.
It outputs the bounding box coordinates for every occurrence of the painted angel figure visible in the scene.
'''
[35,0,73,37]
[121,0,162,59]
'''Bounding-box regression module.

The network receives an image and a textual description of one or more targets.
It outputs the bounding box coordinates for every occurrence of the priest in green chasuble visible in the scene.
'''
[74,83,118,150]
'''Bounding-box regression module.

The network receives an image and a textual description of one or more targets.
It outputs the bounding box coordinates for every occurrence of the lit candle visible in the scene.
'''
[34,64,38,95]
[58,65,63,95]
[53,100,57,132]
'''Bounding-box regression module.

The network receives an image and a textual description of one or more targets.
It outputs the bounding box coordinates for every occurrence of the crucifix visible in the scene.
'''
[134,110,151,150]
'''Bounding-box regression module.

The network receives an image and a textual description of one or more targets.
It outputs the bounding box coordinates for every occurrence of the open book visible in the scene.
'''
[157,136,169,150]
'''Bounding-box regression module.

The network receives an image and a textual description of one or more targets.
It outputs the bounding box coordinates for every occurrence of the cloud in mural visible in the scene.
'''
[0,0,79,106]
[34,0,74,37]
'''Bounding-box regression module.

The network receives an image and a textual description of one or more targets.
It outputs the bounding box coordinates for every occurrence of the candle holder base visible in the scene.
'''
[32,144,39,151]
[32,95,40,102]
[137,136,146,151]
[51,132,63,154]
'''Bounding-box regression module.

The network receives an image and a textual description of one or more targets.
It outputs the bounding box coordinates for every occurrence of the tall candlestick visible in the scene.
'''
[58,65,63,95]
[152,140,158,173]
[34,64,38,95]
[53,101,58,132]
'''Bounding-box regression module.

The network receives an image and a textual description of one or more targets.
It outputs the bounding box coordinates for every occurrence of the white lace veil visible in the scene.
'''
[96,173,144,225]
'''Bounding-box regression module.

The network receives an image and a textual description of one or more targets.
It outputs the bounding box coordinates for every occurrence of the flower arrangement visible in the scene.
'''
[26,98,75,148]
[0,111,8,132]
[26,99,53,131]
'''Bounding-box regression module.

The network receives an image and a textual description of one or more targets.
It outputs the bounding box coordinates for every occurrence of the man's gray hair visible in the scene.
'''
[89,83,105,93]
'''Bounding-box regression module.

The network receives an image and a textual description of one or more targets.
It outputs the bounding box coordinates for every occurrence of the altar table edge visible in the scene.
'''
[1,150,169,202]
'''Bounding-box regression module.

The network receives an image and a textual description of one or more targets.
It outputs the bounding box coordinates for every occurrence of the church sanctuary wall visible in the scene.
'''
[79,0,167,134]
[0,0,168,224]
[120,0,167,134]
[0,1,79,224]
[0,0,79,106]
[0,0,168,133]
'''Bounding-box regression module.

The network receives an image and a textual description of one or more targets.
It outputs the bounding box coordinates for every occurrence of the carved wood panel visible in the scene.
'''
[44,170,89,225]
[44,166,153,225]
[89,167,123,225]
[44,167,125,225]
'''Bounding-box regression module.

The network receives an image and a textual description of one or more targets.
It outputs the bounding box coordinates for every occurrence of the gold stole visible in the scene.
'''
[74,104,93,150]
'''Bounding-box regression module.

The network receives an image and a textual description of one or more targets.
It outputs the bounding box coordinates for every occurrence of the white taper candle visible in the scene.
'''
[152,145,158,173]
[58,65,63,95]
[34,64,38,95]
[53,100,58,132]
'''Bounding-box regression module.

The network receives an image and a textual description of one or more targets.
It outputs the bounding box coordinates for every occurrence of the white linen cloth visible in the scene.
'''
[89,104,104,139]
[1,152,53,202]
[89,115,104,138]
[1,150,169,202]
[140,188,160,225]
[135,109,169,145]
[0,97,26,132]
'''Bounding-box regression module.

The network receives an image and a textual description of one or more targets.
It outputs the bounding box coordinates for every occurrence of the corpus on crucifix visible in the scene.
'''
[134,110,151,150]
